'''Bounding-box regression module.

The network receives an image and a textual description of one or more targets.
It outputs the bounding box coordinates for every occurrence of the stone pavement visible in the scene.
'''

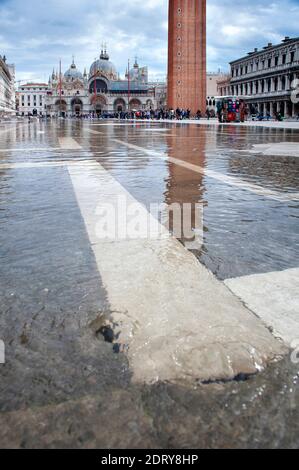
[0,120,298,448]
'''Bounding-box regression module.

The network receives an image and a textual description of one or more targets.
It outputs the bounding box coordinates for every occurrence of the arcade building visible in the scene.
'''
[45,48,158,117]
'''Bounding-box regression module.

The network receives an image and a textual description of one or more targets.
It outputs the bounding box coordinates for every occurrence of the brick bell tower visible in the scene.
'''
[168,0,207,115]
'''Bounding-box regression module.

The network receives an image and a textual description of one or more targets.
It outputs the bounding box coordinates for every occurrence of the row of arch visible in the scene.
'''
[54,97,153,114]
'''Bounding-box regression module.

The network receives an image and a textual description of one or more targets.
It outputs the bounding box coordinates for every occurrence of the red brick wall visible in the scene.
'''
[168,0,207,115]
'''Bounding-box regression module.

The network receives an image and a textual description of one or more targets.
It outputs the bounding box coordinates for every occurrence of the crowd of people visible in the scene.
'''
[63,108,215,121]
[26,108,215,121]
[25,107,299,122]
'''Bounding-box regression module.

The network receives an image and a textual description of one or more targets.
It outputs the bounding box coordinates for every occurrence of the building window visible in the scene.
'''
[275,56,278,66]
[290,51,295,62]
[282,54,286,65]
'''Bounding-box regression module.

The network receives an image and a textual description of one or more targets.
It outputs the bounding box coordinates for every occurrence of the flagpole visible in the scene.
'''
[59,59,62,117]
[94,57,98,117]
[128,59,130,113]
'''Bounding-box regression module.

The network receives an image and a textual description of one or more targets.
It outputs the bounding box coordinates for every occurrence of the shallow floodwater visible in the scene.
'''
[0,120,298,448]
[1,121,298,280]
[74,121,299,279]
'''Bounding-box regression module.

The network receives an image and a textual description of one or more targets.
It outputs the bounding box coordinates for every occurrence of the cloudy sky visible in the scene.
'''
[0,0,298,83]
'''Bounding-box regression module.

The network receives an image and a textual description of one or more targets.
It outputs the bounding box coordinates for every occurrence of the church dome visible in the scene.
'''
[89,49,117,79]
[64,59,83,80]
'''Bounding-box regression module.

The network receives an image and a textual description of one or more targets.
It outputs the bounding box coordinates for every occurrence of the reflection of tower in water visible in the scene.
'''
[164,125,206,249]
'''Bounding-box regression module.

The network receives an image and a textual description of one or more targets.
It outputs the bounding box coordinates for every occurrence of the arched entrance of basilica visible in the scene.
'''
[55,100,67,117]
[91,95,107,117]
[71,98,83,116]
[129,99,142,111]
[114,98,126,113]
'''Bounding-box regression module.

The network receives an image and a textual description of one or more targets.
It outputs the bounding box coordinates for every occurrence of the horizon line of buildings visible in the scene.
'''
[1,35,299,119]
[14,68,223,117]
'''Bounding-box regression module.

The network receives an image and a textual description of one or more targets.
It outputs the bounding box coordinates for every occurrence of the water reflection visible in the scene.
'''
[78,121,299,279]
[165,125,207,250]
[2,120,295,280]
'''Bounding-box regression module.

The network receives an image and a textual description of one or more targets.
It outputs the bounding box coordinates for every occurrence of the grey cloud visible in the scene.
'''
[0,0,298,82]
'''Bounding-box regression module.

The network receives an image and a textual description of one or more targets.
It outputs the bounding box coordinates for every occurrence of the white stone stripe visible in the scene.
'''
[113,138,299,203]
[0,160,94,169]
[67,160,284,384]
[85,129,299,202]
[0,124,26,135]
[124,118,299,130]
[58,137,82,150]
[225,268,299,347]
[0,148,62,152]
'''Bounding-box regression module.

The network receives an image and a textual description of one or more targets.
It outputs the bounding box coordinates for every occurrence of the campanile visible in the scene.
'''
[168,0,207,114]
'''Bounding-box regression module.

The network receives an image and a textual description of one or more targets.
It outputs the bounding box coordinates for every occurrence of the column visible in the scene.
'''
[270,102,273,117]
[271,77,275,92]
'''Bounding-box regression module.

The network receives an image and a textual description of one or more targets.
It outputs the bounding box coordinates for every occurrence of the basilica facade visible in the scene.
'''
[45,49,157,116]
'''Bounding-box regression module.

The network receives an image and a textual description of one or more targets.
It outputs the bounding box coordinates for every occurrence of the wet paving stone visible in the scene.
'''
[0,120,298,448]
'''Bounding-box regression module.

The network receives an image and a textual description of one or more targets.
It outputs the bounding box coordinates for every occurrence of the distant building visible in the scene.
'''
[0,55,15,117]
[229,36,299,117]
[217,74,232,97]
[148,82,167,109]
[18,83,49,116]
[207,72,227,113]
[45,50,157,117]
[147,72,221,113]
